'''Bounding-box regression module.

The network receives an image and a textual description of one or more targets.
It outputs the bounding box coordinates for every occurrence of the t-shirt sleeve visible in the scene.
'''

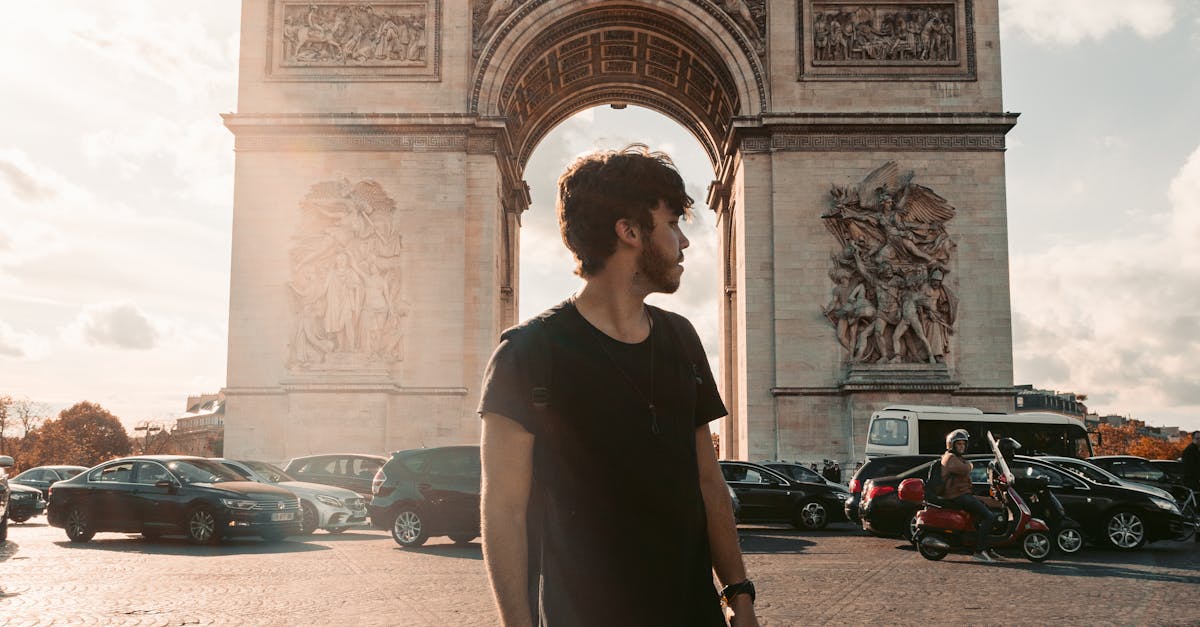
[477,328,540,435]
[669,313,727,427]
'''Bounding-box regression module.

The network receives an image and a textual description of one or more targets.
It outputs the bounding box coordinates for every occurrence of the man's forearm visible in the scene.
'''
[482,499,532,627]
[481,413,536,627]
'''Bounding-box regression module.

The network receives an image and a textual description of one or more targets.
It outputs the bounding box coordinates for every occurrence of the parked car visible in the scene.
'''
[283,453,387,497]
[7,483,46,522]
[368,446,480,547]
[10,465,88,500]
[844,455,936,523]
[860,454,1193,549]
[47,455,302,544]
[1038,456,1176,502]
[719,460,849,530]
[214,458,369,534]
[1148,460,1186,486]
[1088,455,1189,501]
[761,460,844,488]
[1,455,12,543]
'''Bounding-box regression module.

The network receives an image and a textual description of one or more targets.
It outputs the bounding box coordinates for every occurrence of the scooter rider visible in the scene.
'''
[942,429,998,562]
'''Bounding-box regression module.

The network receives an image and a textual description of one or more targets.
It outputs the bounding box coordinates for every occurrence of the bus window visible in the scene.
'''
[868,418,908,446]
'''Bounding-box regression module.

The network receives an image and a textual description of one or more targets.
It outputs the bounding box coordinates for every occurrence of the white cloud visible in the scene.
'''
[63,302,165,350]
[1011,143,1200,423]
[0,320,49,359]
[1001,0,1175,45]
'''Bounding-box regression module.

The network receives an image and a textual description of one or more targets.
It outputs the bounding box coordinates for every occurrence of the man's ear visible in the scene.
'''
[614,217,641,247]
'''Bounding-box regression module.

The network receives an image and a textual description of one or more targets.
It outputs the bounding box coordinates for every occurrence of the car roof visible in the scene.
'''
[288,453,388,461]
[1087,455,1147,461]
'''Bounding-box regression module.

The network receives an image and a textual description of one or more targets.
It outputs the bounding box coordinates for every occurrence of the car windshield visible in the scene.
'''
[1056,460,1115,484]
[167,459,244,484]
[243,461,294,483]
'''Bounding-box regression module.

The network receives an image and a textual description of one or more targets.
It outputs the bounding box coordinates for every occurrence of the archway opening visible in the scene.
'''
[519,104,724,417]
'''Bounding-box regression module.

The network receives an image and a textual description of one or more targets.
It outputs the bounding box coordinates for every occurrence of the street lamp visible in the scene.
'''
[133,423,162,454]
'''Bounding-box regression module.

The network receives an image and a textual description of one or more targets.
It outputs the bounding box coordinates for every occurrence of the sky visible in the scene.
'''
[0,1,1198,433]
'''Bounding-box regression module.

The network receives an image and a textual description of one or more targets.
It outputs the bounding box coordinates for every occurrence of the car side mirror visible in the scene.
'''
[155,479,178,491]
[0,455,13,468]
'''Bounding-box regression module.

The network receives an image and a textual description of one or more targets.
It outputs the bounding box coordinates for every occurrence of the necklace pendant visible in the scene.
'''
[648,403,660,435]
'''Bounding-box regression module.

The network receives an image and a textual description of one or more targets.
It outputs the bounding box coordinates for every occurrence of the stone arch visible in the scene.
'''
[471,0,768,170]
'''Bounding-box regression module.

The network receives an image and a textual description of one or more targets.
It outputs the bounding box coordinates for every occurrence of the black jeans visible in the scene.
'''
[949,494,996,552]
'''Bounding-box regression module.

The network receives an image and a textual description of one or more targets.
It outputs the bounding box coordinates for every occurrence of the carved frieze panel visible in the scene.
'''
[797,0,975,81]
[288,179,408,370]
[267,1,441,81]
[821,162,959,366]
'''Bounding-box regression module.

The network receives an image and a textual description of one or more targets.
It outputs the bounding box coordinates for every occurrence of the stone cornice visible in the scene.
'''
[221,113,515,155]
[225,384,469,396]
[729,112,1018,152]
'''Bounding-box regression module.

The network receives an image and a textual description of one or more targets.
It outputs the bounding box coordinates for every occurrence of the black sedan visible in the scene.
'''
[719,461,849,530]
[1088,455,1189,501]
[844,455,936,523]
[7,483,46,523]
[48,455,303,544]
[10,465,88,501]
[860,455,1193,550]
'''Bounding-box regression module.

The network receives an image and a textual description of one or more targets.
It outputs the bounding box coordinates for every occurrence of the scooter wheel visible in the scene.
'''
[1055,527,1084,555]
[1021,531,1052,562]
[915,532,949,561]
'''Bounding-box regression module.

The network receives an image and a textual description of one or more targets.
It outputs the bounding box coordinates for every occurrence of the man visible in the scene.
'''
[941,429,996,562]
[1183,430,1200,543]
[479,145,759,626]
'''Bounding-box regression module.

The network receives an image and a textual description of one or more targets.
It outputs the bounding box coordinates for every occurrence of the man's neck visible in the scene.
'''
[573,270,652,343]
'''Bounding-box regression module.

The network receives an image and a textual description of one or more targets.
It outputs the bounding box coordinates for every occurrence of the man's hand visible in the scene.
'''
[728,595,760,627]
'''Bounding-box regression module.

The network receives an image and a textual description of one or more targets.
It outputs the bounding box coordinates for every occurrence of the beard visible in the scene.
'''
[638,241,682,294]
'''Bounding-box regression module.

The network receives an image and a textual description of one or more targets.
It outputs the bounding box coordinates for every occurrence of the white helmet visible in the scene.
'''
[945,429,970,449]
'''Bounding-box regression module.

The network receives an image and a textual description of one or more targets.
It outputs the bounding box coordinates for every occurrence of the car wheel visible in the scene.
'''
[391,508,428,547]
[449,534,476,545]
[1104,510,1146,550]
[901,510,920,543]
[186,505,220,545]
[326,527,347,534]
[793,500,829,531]
[10,514,30,524]
[65,506,95,543]
[300,501,319,535]
[1021,531,1052,562]
[915,531,948,561]
[1055,527,1084,555]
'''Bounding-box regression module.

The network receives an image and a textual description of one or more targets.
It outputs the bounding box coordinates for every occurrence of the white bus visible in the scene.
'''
[864,405,1093,459]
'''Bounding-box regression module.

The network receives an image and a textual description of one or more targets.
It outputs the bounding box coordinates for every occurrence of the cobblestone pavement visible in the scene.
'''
[1,519,1197,626]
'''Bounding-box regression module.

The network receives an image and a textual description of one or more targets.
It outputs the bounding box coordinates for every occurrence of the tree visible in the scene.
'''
[1093,423,1139,456]
[0,394,10,455]
[22,402,133,468]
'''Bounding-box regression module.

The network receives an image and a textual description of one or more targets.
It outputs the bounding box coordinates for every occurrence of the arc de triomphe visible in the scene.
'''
[222,0,1017,463]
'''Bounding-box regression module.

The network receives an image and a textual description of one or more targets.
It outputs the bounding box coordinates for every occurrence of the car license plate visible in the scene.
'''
[271,512,294,521]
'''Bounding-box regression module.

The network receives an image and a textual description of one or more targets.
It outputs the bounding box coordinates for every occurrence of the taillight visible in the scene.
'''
[849,478,861,494]
[865,485,895,501]
[371,468,386,495]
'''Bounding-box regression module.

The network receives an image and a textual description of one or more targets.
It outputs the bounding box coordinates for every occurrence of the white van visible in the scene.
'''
[864,405,1092,459]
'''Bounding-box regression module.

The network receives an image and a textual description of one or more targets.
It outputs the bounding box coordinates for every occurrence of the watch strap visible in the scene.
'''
[720,579,755,604]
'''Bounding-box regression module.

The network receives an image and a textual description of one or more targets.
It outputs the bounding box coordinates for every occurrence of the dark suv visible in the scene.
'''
[368,446,481,547]
[1,455,13,543]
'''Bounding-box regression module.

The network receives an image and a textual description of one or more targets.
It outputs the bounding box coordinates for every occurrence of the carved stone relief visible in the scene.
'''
[714,0,767,55]
[268,1,441,80]
[821,162,958,365]
[288,179,407,369]
[797,0,975,81]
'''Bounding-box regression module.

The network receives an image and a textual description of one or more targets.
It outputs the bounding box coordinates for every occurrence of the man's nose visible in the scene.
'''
[680,232,690,250]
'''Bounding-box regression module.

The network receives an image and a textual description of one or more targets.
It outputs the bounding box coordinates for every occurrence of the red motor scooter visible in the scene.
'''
[900,432,1052,562]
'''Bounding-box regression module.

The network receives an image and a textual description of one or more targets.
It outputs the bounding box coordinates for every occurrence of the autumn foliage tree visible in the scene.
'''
[1092,422,1188,459]
[20,402,133,468]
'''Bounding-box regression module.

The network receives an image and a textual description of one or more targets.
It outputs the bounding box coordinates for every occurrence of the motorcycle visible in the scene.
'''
[899,431,1052,562]
[1012,472,1085,555]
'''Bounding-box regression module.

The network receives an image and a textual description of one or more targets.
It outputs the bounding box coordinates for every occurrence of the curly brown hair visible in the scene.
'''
[556,144,694,277]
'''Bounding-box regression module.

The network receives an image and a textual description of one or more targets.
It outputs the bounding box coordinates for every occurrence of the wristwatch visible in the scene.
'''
[720,579,756,605]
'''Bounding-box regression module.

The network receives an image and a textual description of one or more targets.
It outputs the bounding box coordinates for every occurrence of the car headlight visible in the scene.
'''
[221,498,258,510]
[1150,496,1180,514]
[835,492,850,500]
[316,494,342,507]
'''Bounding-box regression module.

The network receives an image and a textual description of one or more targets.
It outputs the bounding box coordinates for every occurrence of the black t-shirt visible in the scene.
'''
[478,300,727,627]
